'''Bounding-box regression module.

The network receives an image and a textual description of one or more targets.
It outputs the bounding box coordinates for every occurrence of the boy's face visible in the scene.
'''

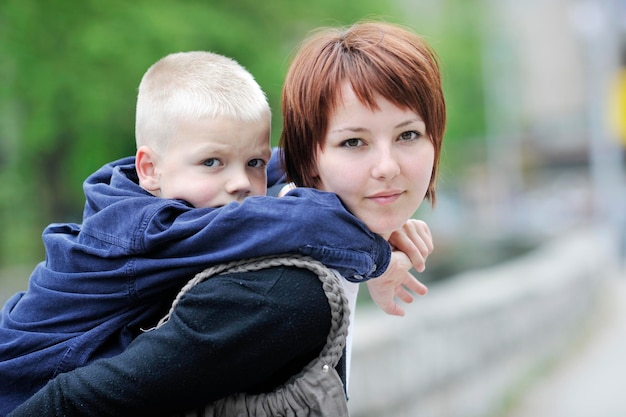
[152,115,271,208]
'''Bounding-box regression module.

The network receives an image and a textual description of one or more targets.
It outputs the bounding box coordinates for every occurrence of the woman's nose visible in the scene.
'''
[371,149,401,180]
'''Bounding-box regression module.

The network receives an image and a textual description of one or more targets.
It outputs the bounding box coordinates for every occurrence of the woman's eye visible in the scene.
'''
[341,138,363,148]
[248,159,267,168]
[202,158,221,167]
[399,131,422,141]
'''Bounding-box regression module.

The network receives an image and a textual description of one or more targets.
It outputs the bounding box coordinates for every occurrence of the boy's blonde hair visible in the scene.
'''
[135,51,270,152]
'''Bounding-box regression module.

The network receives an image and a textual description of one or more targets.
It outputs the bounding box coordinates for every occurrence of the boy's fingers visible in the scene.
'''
[395,286,415,304]
[389,227,433,273]
[384,303,405,317]
[410,255,426,273]
[403,274,428,296]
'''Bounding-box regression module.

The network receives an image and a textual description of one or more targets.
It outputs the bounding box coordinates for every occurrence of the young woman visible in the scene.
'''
[9,20,445,417]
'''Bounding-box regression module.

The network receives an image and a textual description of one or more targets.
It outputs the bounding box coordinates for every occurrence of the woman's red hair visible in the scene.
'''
[280,21,446,204]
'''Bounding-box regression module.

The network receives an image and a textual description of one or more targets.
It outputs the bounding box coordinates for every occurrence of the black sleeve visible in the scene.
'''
[9,267,332,417]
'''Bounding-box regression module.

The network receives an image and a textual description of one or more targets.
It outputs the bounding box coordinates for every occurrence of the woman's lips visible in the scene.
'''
[367,190,403,205]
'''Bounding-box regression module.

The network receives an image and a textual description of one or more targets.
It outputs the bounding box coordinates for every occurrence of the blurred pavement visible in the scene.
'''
[506,266,626,417]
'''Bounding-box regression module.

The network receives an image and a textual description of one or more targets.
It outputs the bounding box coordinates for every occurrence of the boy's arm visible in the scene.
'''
[138,188,390,288]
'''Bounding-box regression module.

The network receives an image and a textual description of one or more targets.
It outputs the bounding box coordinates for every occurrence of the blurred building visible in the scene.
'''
[487,2,626,270]
[410,0,626,277]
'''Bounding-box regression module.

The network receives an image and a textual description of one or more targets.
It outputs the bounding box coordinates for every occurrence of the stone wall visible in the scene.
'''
[347,228,616,417]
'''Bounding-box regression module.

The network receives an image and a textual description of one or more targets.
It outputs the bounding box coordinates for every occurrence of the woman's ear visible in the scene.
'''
[135,145,160,194]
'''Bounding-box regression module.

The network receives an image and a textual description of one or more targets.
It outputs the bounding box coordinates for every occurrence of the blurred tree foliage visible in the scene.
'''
[0,0,486,267]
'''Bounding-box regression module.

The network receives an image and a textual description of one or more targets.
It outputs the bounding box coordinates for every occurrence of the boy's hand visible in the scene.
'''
[387,219,433,273]
[366,219,433,317]
[366,251,427,316]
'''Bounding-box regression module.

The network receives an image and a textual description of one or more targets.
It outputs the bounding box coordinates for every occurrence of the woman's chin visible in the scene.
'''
[367,222,404,240]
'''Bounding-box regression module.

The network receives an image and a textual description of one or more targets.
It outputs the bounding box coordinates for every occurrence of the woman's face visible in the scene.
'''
[314,83,434,239]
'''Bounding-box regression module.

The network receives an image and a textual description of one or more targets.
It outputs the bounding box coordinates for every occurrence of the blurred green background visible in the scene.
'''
[0,0,487,268]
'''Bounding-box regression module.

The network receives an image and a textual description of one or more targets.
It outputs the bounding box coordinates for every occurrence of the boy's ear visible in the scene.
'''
[135,145,160,193]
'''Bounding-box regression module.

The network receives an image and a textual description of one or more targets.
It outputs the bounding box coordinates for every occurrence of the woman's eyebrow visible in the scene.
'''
[329,126,368,134]
[330,118,425,134]
[395,118,425,129]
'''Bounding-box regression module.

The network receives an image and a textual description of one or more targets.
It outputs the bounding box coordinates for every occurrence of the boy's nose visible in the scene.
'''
[225,170,252,196]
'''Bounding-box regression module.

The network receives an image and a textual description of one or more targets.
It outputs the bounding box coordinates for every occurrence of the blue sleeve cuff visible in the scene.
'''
[300,240,391,282]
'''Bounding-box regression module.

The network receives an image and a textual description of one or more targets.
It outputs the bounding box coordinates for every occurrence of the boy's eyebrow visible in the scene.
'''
[191,142,231,153]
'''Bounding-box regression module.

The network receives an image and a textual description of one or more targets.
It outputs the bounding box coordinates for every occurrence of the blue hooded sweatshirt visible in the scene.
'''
[0,156,390,415]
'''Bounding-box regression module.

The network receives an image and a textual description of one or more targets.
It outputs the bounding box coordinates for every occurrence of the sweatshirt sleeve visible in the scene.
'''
[8,267,333,417]
[131,189,391,286]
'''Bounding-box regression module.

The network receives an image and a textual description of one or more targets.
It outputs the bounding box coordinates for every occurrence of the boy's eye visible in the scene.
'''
[202,158,222,167]
[248,159,267,168]
[341,138,363,148]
